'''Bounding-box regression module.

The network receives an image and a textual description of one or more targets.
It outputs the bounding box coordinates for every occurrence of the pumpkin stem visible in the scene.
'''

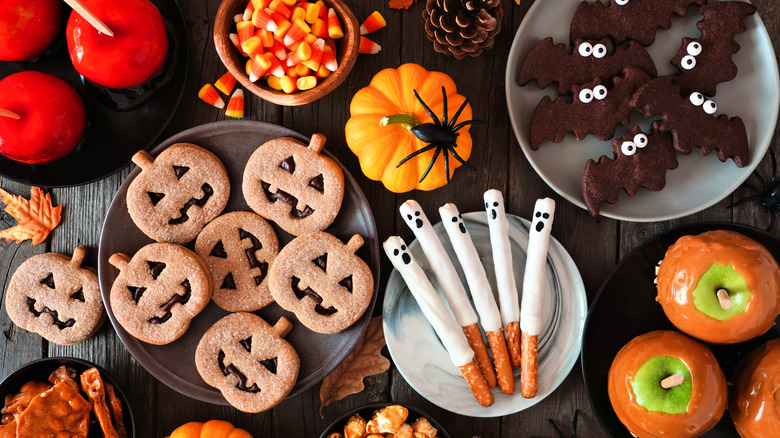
[380,113,420,130]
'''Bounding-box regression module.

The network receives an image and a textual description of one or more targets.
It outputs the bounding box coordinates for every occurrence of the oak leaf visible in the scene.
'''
[389,0,417,10]
[320,316,390,414]
[0,187,62,245]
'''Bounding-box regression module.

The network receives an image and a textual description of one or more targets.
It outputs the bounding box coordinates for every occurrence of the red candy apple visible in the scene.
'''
[0,71,87,164]
[0,0,63,61]
[66,0,168,89]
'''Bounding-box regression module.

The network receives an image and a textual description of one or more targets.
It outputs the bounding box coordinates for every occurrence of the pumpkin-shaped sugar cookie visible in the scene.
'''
[127,143,230,244]
[242,134,344,236]
[109,243,212,345]
[195,211,279,312]
[5,247,104,345]
[195,313,299,413]
[269,232,374,334]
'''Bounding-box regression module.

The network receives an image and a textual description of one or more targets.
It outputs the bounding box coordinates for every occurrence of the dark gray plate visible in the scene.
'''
[97,120,380,405]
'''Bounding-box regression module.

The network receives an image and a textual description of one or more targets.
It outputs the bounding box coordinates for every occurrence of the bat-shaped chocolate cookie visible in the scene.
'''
[631,75,749,167]
[517,37,656,95]
[671,1,757,96]
[570,0,707,46]
[582,122,678,216]
[530,67,652,150]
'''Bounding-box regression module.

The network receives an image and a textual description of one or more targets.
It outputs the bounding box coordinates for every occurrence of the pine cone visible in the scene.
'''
[423,0,503,59]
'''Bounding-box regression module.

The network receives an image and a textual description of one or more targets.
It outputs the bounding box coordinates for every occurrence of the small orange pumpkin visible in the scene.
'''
[168,420,252,438]
[345,63,479,193]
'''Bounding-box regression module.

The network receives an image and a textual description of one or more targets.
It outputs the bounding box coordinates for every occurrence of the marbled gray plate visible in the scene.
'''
[383,212,586,417]
[97,120,379,405]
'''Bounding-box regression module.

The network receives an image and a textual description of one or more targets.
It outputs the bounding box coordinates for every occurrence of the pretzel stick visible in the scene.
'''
[483,190,521,367]
[506,321,521,368]
[383,236,493,407]
[520,198,555,398]
[439,203,514,396]
[399,200,495,388]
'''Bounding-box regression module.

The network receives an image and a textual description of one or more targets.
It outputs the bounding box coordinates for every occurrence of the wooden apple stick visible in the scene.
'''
[520,197,556,399]
[383,236,494,408]
[440,203,515,396]
[717,289,733,310]
[483,189,522,368]
[63,0,115,36]
[661,374,684,389]
[0,109,21,119]
[399,200,496,389]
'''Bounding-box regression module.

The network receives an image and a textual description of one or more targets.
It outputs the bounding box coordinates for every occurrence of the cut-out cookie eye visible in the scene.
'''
[615,0,629,5]
[593,85,607,100]
[703,100,717,114]
[689,92,705,106]
[621,141,637,156]
[578,42,593,57]
[687,42,702,56]
[681,55,696,70]
[579,88,594,103]
[592,44,607,59]
[633,133,648,148]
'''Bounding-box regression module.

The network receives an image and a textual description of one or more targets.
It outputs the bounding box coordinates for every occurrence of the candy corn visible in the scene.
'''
[242,35,265,58]
[269,0,291,19]
[267,75,283,90]
[215,72,237,95]
[284,18,311,46]
[359,36,381,54]
[237,21,255,47]
[251,0,271,9]
[315,0,327,20]
[268,55,286,77]
[280,75,297,93]
[322,45,337,71]
[304,3,320,24]
[280,0,297,6]
[295,62,310,77]
[327,8,343,39]
[260,29,274,47]
[251,8,278,31]
[273,19,292,39]
[243,0,255,21]
[314,64,330,79]
[291,6,306,23]
[234,13,245,23]
[286,41,311,66]
[249,54,273,82]
[297,75,317,90]
[360,11,386,35]
[301,38,324,71]
[225,89,245,118]
[229,33,243,54]
[271,40,287,60]
[310,18,328,38]
[198,84,225,109]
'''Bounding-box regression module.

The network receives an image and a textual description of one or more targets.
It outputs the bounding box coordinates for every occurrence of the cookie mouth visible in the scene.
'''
[26,297,76,329]
[260,181,315,219]
[168,183,214,225]
[291,276,337,315]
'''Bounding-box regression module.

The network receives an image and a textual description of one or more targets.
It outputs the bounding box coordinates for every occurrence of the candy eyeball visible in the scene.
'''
[579,88,594,103]
[687,41,702,56]
[633,133,648,148]
[689,92,705,106]
[681,55,697,70]
[615,0,629,5]
[593,43,607,59]
[593,85,608,100]
[578,42,593,57]
[621,141,637,156]
[703,100,717,114]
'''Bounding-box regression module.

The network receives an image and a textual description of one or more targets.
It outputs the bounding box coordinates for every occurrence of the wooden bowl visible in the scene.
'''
[214,0,359,106]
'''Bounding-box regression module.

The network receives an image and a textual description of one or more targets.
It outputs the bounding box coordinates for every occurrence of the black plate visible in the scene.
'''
[0,0,187,188]
[319,403,451,438]
[582,222,780,437]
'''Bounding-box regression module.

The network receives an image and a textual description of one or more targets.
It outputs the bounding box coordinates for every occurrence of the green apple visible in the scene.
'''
[692,264,750,320]
[632,356,692,414]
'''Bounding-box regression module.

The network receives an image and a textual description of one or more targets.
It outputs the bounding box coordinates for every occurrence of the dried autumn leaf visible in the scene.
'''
[389,0,417,10]
[0,186,62,245]
[320,316,390,414]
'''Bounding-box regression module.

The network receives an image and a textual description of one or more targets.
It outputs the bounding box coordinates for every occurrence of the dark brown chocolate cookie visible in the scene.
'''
[671,1,757,96]
[582,122,678,217]
[517,37,656,95]
[630,75,750,167]
[530,66,652,150]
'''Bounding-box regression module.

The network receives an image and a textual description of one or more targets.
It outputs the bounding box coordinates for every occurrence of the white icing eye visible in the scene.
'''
[681,55,696,70]
[578,42,593,57]
[615,0,629,5]
[689,92,705,106]
[687,41,702,56]
[579,88,594,103]
[633,133,648,148]
[703,100,717,114]
[593,85,608,100]
[593,44,607,59]
[621,141,637,156]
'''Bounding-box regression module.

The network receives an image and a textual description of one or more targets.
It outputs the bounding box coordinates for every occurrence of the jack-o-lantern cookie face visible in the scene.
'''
[195,211,279,312]
[127,143,231,244]
[195,313,299,413]
[109,243,212,345]
[269,232,374,334]
[5,247,104,345]
[242,134,345,236]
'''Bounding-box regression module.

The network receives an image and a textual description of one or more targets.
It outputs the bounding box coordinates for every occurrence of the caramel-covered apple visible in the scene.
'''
[656,230,780,344]
[0,0,63,61]
[730,338,780,437]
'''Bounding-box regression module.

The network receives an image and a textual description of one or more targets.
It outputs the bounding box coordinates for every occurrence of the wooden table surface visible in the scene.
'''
[1,0,779,437]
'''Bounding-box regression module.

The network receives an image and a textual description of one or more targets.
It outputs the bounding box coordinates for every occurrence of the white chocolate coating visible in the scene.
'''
[521,198,556,336]
[383,236,474,367]
[438,203,503,333]
[483,190,520,327]
[399,200,478,327]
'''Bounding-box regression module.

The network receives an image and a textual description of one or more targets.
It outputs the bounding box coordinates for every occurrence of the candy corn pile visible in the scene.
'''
[199,71,245,118]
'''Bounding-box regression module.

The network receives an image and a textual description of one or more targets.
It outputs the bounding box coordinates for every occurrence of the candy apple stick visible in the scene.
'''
[0,109,21,119]
[483,189,522,368]
[520,197,556,398]
[439,203,514,396]
[63,0,115,36]
[383,236,494,407]
[399,200,496,388]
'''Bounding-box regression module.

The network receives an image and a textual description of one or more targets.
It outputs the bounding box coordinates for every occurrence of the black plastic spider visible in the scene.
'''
[728,149,780,230]
[395,86,485,183]
[548,410,579,438]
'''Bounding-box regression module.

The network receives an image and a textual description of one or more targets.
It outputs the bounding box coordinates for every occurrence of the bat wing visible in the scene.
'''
[518,38,576,94]
[670,1,756,95]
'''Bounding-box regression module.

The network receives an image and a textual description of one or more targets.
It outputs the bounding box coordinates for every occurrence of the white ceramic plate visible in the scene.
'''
[383,212,587,417]
[505,0,780,221]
